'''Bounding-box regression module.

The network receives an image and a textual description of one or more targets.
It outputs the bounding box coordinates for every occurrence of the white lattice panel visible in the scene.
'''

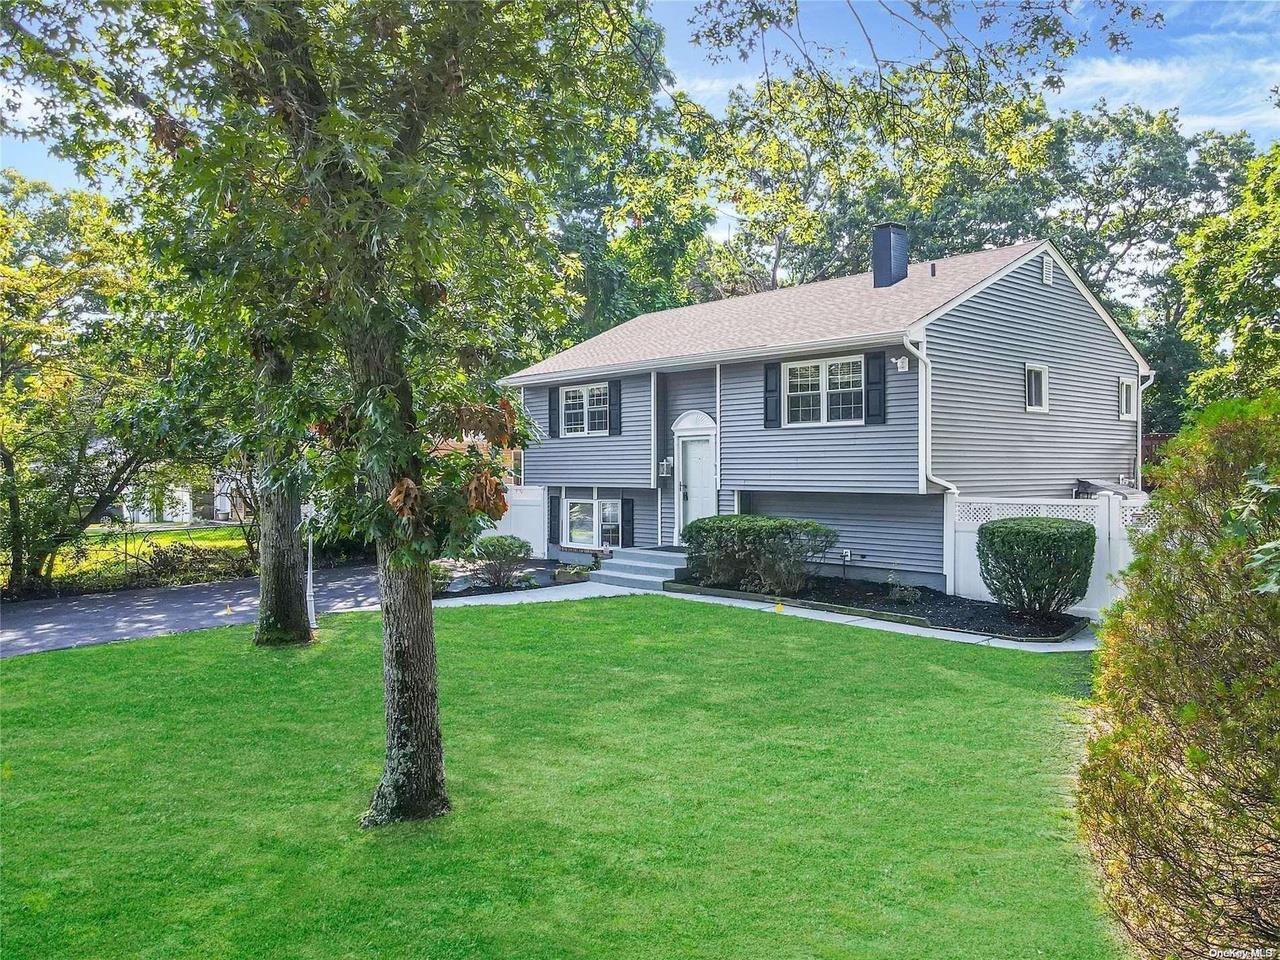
[1121,503,1153,532]
[956,498,1096,528]
[1035,502,1097,521]
[955,502,994,525]
[951,492,1150,618]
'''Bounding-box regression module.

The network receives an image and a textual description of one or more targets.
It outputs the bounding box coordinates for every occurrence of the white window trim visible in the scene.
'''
[1118,376,1137,421]
[561,381,610,437]
[562,496,622,549]
[781,354,866,428]
[1025,363,1050,413]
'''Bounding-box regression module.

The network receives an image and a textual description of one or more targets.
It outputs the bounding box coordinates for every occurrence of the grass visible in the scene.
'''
[1,596,1121,960]
[52,525,248,579]
[0,525,251,595]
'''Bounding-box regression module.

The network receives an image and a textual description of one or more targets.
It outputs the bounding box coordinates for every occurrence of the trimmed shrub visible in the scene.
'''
[472,535,532,588]
[976,516,1094,615]
[429,562,453,596]
[1078,396,1280,957]
[682,514,837,595]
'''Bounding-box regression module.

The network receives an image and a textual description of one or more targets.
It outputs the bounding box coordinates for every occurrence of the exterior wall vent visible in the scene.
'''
[1042,254,1054,285]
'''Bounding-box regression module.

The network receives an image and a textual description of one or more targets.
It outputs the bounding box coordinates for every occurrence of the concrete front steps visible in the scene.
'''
[589,547,687,591]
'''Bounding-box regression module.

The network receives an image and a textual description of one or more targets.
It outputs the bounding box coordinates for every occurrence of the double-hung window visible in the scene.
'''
[783,355,864,426]
[1117,377,1137,421]
[562,383,609,436]
[1025,363,1049,413]
[564,497,622,548]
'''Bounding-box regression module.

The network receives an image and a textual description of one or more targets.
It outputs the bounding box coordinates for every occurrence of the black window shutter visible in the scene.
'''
[866,352,887,424]
[547,386,559,438]
[608,379,622,435]
[548,494,561,546]
[763,362,781,428]
[622,498,635,547]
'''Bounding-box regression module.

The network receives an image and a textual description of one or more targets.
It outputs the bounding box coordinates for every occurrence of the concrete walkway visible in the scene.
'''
[1,571,1096,659]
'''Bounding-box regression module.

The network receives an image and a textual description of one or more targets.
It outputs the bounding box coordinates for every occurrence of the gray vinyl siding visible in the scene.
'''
[928,257,1141,497]
[629,487,659,547]
[719,347,920,494]
[522,375,652,487]
[658,369,719,544]
[718,489,736,515]
[660,369,717,460]
[744,491,945,586]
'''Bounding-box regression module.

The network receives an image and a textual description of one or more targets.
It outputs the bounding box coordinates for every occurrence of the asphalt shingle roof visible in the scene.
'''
[506,240,1045,383]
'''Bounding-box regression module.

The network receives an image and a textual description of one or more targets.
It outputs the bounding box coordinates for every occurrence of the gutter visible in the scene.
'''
[501,329,913,387]
[901,333,959,597]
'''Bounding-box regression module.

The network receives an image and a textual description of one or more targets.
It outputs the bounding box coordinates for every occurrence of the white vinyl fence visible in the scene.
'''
[950,492,1151,619]
[486,484,548,559]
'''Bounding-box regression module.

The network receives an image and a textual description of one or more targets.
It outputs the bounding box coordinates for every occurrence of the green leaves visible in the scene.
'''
[1176,144,1280,409]
[1079,397,1280,956]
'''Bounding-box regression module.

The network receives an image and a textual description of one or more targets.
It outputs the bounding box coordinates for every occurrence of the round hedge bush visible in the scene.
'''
[976,516,1095,615]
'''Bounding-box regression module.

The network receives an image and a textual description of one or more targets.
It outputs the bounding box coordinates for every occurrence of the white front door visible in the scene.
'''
[679,437,716,540]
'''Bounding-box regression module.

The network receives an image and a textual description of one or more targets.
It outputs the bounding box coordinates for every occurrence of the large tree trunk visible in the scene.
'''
[0,443,25,596]
[361,540,449,826]
[252,341,312,646]
[346,323,450,827]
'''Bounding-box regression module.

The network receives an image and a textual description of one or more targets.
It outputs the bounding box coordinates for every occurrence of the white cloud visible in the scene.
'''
[673,72,757,99]
[0,80,47,129]
[1211,1,1278,29]
[1053,52,1280,142]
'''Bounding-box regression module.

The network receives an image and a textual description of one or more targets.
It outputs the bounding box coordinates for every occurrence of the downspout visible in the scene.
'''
[901,335,958,495]
[1136,371,1155,493]
[902,334,960,596]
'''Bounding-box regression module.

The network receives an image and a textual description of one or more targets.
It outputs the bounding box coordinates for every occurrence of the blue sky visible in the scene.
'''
[3,1,1277,191]
[650,0,1280,142]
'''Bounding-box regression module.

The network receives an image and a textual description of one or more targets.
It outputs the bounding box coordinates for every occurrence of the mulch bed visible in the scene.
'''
[674,574,1087,641]
[439,580,558,600]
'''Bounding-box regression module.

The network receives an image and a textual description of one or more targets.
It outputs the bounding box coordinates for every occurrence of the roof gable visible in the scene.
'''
[913,242,1151,374]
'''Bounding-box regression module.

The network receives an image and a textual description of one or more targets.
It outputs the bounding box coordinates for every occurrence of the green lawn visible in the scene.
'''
[0,525,251,594]
[1,596,1121,960]
[53,525,248,578]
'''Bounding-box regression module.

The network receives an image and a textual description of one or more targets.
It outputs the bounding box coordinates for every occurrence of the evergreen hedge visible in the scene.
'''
[682,514,837,595]
[976,516,1095,615]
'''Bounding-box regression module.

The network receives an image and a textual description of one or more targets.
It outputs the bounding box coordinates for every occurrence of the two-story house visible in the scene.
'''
[503,224,1152,592]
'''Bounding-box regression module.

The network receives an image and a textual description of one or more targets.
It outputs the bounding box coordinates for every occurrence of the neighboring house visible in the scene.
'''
[118,485,194,524]
[503,224,1152,590]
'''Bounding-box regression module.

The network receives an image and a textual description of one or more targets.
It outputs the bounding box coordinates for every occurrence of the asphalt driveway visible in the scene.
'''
[0,566,382,658]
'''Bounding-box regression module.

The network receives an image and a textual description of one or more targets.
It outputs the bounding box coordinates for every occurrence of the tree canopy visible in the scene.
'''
[0,168,197,593]
[1176,144,1280,408]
